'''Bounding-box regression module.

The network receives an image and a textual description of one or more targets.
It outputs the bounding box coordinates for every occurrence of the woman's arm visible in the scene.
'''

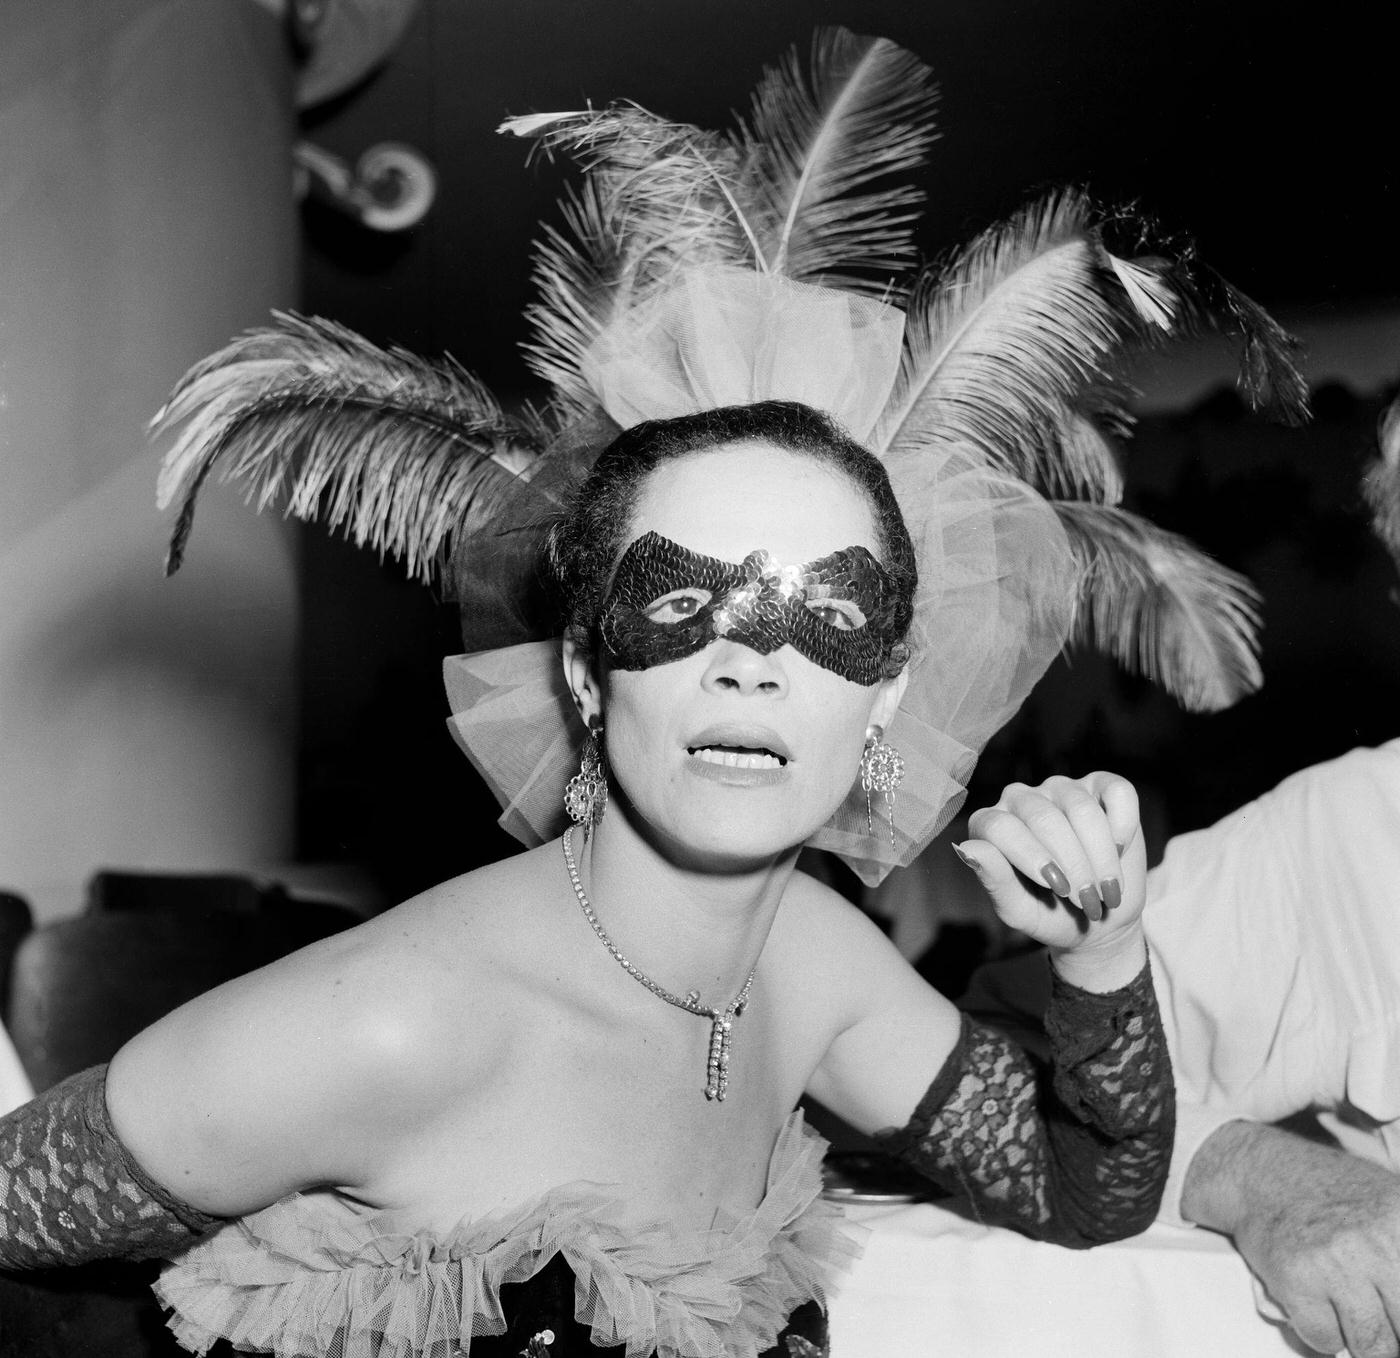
[104,918,452,1217]
[877,954,1169,1246]
[2,911,449,1266]
[809,773,1173,1247]
[1,1063,225,1267]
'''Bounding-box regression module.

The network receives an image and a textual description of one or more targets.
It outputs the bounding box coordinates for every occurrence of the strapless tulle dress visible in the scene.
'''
[154,1110,858,1358]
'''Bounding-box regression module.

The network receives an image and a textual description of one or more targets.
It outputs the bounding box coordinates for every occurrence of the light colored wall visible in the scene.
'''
[0,0,300,922]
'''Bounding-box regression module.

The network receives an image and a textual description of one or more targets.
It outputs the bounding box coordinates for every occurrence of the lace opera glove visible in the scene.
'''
[1,1063,222,1268]
[875,959,1173,1248]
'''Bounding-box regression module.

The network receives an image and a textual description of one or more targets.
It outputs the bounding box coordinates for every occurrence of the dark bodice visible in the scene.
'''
[454,1256,827,1358]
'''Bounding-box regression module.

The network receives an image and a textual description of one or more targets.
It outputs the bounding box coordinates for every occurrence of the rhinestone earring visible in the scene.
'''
[563,721,608,839]
[860,725,905,848]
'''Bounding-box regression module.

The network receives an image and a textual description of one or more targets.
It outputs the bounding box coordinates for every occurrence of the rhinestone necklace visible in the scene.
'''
[561,827,757,1102]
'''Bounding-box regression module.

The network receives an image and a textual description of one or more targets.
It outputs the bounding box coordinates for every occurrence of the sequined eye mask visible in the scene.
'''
[597,531,906,685]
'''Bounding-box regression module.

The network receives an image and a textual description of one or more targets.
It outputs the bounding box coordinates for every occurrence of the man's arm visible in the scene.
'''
[1183,1119,1400,1358]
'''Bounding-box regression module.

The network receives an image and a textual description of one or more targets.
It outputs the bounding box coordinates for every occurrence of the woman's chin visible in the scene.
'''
[645,800,829,873]
[602,772,843,871]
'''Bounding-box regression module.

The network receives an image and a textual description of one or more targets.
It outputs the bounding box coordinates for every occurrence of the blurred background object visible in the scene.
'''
[282,0,433,231]
[0,0,426,930]
[2,868,359,1094]
[0,0,301,928]
[279,0,422,110]
[293,139,436,230]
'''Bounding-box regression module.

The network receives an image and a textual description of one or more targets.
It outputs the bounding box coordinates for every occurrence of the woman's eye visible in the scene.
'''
[643,588,712,624]
[806,599,865,631]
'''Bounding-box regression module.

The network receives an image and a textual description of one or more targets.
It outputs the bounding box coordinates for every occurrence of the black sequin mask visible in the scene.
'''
[597,531,906,685]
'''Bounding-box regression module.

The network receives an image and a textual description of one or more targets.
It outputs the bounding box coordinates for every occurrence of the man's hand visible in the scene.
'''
[1183,1120,1400,1357]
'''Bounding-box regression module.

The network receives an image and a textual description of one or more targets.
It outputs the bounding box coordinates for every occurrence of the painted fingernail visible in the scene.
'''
[1100,878,1122,911]
[1078,885,1104,922]
[953,843,982,873]
[1040,861,1071,896]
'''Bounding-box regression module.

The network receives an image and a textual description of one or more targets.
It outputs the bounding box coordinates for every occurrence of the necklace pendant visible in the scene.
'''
[561,829,755,1105]
[705,1013,730,1101]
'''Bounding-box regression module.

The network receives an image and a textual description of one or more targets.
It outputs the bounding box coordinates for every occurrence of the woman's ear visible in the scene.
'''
[561,635,605,728]
[869,667,909,735]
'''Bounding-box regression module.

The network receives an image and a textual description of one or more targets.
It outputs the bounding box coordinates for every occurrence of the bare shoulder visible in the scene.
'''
[774,868,900,957]
[228,843,562,1047]
[332,841,564,993]
[770,867,915,1002]
[173,844,526,979]
[106,845,562,1210]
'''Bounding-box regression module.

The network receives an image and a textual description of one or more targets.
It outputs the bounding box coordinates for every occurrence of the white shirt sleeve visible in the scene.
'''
[1145,739,1400,1223]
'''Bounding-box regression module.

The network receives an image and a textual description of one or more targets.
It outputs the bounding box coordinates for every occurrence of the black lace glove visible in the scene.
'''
[875,959,1172,1248]
[1,1064,222,1268]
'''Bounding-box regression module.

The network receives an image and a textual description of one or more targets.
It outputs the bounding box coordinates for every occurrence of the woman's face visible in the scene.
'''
[567,440,907,869]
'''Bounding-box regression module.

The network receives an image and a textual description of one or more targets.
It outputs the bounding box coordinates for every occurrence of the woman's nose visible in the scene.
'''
[700,639,788,696]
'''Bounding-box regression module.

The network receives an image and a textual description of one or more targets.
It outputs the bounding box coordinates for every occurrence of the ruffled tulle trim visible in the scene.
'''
[154,1111,860,1358]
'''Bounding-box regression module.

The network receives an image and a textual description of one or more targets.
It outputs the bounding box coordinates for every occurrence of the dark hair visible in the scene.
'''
[546,401,917,661]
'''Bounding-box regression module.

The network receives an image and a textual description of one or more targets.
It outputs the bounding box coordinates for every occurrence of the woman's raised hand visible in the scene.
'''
[957,772,1148,987]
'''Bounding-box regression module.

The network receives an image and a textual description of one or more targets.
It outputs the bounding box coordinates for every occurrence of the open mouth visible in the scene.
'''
[687,744,788,770]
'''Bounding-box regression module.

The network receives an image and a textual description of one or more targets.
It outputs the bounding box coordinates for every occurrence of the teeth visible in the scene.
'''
[691,746,783,769]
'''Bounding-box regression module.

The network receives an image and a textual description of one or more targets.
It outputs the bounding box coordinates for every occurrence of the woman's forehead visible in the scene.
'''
[626,442,880,566]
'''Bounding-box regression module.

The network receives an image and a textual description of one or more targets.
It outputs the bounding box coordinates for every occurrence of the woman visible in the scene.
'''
[2,397,1170,1358]
[4,26,1300,1355]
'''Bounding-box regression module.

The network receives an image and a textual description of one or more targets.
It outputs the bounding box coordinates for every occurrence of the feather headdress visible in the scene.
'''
[153,27,1309,881]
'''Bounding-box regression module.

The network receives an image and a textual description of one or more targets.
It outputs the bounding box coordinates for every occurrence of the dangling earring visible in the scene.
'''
[860,725,905,848]
[564,720,607,839]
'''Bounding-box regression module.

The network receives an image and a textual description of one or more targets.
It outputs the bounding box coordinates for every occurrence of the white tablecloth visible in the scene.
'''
[829,1198,1320,1357]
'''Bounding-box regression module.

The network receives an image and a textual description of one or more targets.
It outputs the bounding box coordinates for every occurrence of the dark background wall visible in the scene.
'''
[285,0,1400,900]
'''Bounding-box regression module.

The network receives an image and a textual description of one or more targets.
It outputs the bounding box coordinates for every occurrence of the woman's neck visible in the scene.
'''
[569,811,797,1007]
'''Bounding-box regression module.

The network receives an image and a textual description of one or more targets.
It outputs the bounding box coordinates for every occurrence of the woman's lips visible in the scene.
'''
[689,746,785,770]
[684,753,791,785]
[682,726,792,784]
[685,725,791,764]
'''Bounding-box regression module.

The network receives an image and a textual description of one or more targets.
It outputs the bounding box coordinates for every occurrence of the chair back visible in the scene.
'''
[4,873,357,1091]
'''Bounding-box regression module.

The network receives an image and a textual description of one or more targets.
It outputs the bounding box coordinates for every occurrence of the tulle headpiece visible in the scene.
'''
[445,262,1078,881]
[581,267,904,437]
[152,28,1309,884]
